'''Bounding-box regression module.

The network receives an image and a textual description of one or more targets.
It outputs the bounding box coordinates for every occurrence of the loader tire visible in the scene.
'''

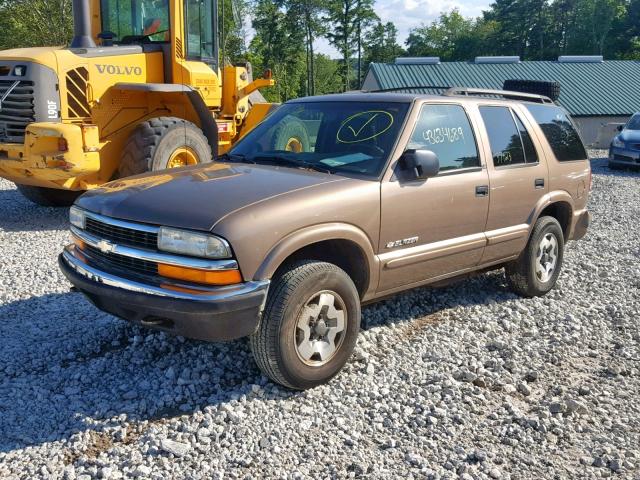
[270,118,310,153]
[16,184,82,207]
[118,117,213,178]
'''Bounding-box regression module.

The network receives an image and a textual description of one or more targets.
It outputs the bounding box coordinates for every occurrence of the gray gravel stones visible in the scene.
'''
[0,153,639,479]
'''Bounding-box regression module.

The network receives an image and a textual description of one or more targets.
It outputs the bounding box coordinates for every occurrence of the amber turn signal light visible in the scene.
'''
[158,264,242,285]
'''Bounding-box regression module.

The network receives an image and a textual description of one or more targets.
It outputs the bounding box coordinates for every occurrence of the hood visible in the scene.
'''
[0,47,60,70]
[76,162,347,231]
[619,129,640,143]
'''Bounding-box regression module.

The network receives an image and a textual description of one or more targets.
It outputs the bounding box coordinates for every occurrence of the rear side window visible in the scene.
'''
[407,104,480,172]
[479,106,527,167]
[525,104,587,161]
[513,113,539,163]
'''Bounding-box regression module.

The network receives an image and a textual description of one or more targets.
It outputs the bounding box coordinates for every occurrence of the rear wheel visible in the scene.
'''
[16,184,82,207]
[505,216,564,297]
[250,260,361,390]
[118,117,213,178]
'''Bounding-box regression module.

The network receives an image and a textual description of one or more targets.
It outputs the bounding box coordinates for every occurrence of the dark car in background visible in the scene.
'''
[609,113,640,169]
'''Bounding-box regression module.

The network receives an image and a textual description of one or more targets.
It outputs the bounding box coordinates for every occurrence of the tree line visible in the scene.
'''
[0,0,637,102]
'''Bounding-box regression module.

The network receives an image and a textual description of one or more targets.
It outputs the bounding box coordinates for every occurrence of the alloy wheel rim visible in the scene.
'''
[294,290,347,366]
[535,232,558,283]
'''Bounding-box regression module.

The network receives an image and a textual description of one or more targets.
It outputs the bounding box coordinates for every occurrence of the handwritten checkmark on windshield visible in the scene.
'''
[347,113,379,138]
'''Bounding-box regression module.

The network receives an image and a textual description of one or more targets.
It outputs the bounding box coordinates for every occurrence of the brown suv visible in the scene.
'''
[59,88,591,389]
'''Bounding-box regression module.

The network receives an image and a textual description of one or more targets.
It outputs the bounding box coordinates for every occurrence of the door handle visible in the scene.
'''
[475,185,489,197]
[535,178,545,189]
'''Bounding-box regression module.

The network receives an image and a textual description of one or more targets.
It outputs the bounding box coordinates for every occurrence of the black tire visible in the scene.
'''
[270,118,310,152]
[16,184,82,207]
[505,216,565,297]
[118,117,213,178]
[503,79,561,102]
[250,260,361,390]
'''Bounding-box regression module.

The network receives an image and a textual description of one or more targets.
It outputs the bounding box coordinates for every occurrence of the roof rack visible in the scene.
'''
[364,85,452,93]
[443,87,554,104]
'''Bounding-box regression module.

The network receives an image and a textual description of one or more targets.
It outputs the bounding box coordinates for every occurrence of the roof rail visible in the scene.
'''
[443,87,554,104]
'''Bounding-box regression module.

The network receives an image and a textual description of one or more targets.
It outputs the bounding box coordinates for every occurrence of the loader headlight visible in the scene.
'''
[612,136,625,148]
[158,227,232,259]
[69,206,85,229]
[13,65,26,76]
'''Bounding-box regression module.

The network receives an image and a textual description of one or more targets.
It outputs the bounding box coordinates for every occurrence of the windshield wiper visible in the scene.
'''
[217,152,255,164]
[250,153,333,174]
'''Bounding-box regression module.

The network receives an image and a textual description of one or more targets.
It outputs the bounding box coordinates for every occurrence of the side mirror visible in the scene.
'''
[400,149,440,179]
[617,125,624,132]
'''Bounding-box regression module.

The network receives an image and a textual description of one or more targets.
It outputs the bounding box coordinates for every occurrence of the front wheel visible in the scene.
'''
[118,117,213,178]
[250,260,361,390]
[505,216,564,297]
[16,184,82,207]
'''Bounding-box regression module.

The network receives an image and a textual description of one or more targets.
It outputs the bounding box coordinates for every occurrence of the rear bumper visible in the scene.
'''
[59,246,269,341]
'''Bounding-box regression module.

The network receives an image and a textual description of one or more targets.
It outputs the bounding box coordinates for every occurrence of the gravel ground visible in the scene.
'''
[0,152,639,480]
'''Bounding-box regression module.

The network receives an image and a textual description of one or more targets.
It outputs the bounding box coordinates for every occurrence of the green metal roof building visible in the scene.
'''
[362,56,640,148]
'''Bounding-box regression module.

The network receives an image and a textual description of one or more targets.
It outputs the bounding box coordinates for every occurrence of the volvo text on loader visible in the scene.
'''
[0,0,277,206]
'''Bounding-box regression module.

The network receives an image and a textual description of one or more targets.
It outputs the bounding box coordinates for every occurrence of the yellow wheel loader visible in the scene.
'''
[0,0,276,206]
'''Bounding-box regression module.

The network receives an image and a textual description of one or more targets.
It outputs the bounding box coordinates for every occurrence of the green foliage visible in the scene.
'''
[0,0,636,102]
[0,0,73,48]
[406,0,637,60]
[364,21,403,65]
[249,0,306,102]
[325,0,378,91]
[406,10,497,60]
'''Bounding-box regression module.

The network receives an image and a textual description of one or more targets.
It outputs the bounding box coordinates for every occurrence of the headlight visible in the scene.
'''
[158,227,232,259]
[612,136,625,148]
[69,206,85,229]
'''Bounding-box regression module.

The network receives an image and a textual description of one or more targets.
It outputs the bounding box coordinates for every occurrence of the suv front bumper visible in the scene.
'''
[59,246,269,341]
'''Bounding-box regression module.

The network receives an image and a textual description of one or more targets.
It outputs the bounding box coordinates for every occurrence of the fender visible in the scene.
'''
[253,222,380,300]
[529,190,574,235]
[113,83,218,157]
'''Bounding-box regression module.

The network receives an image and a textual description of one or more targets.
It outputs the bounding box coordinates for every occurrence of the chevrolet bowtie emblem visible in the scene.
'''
[96,239,115,253]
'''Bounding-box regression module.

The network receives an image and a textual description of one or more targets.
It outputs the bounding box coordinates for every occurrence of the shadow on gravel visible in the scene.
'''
[361,271,510,332]
[590,157,640,178]
[0,187,69,232]
[0,271,515,454]
[0,291,301,454]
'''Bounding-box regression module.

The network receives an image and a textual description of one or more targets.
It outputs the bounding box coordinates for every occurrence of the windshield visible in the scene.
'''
[626,114,640,131]
[227,101,410,177]
[101,0,170,42]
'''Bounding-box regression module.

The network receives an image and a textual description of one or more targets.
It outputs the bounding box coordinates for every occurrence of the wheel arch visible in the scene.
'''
[113,83,218,157]
[531,192,574,240]
[253,223,379,300]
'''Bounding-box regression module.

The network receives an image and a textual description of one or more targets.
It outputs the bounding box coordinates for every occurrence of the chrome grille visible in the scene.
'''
[85,216,158,250]
[0,80,35,143]
[84,244,158,275]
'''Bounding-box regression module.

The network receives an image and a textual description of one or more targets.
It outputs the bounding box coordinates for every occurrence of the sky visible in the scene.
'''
[314,0,491,57]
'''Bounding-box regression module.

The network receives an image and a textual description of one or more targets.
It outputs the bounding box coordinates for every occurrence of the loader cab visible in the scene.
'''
[94,0,219,72]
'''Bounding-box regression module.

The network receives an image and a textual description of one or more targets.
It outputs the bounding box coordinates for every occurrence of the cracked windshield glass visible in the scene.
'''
[227,102,410,176]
